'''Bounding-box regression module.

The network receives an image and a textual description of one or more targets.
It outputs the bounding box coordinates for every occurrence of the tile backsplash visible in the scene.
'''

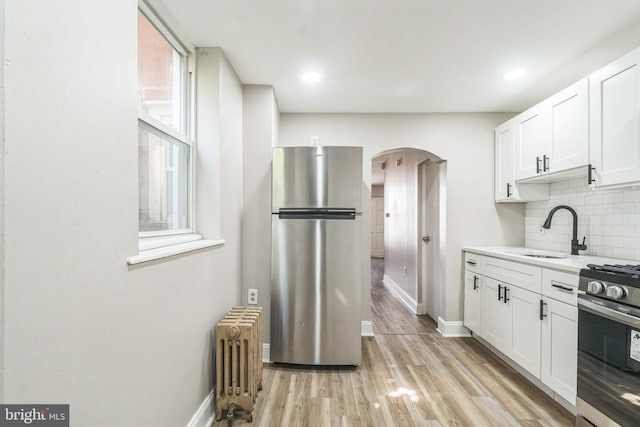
[525,177,640,261]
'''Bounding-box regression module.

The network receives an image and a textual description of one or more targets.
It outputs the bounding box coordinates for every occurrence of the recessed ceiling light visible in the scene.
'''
[302,72,322,83]
[503,69,527,81]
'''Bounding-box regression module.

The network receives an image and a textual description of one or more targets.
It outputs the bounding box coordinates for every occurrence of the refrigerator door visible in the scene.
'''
[271,215,362,365]
[272,146,363,212]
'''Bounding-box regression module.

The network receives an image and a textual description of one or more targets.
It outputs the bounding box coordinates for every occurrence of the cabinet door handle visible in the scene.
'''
[473,275,478,290]
[539,300,547,320]
[504,286,510,304]
[536,156,541,174]
[551,282,574,293]
[466,260,476,266]
[543,155,549,172]
[498,284,503,301]
[588,164,596,185]
[506,182,511,198]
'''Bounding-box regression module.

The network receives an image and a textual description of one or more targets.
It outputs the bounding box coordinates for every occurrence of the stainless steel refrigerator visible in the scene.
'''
[271,146,363,366]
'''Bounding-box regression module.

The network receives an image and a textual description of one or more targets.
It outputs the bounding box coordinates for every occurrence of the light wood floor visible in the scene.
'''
[213,259,574,426]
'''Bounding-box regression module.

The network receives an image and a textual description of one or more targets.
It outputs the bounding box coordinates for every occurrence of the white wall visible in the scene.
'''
[3,3,243,426]
[279,113,525,325]
[0,0,5,402]
[526,177,640,260]
[242,85,279,344]
[383,151,428,302]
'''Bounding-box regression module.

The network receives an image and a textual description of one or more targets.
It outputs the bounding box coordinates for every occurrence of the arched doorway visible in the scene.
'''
[370,148,446,334]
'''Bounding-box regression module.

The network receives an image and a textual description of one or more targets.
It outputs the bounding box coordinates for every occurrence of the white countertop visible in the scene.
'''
[461,246,634,274]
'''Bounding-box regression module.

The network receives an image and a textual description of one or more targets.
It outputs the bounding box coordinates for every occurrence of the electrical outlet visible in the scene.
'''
[248,289,258,305]
[403,266,408,277]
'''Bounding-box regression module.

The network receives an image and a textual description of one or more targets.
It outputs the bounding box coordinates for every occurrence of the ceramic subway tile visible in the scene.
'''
[569,196,586,206]
[613,203,637,214]
[603,192,625,204]
[604,215,625,226]
[624,236,640,248]
[623,190,640,203]
[551,180,570,190]
[585,194,604,205]
[597,246,614,258]
[526,178,640,257]
[592,204,613,215]
[569,177,587,188]
[602,236,624,247]
[612,226,635,237]
[590,225,612,236]
[624,215,640,226]
[577,205,594,216]
[613,247,636,261]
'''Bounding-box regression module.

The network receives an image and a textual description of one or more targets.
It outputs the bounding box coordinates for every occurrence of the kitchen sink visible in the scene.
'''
[505,250,568,259]
[521,254,567,259]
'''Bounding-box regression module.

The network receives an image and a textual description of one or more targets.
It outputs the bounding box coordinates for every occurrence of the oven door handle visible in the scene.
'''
[578,298,640,328]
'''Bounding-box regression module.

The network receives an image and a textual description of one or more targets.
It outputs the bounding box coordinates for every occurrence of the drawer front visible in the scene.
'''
[542,268,578,306]
[482,256,541,293]
[464,252,482,274]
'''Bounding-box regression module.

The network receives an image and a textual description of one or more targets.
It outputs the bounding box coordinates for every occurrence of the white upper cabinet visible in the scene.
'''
[514,78,589,181]
[496,120,550,203]
[514,104,547,180]
[589,47,640,188]
[547,79,589,173]
[495,120,516,201]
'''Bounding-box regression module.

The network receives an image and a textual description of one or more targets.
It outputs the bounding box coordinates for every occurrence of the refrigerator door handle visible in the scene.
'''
[278,208,357,220]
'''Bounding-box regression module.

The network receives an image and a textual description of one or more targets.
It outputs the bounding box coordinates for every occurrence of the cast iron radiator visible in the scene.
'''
[215,306,263,422]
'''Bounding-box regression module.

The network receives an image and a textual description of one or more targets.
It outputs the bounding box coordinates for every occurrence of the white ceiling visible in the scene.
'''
[157,0,640,113]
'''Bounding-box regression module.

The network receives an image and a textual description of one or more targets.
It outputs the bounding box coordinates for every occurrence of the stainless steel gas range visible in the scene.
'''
[577,264,640,426]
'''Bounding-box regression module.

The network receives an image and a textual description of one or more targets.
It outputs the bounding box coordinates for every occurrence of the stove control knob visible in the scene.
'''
[606,286,626,300]
[587,281,605,294]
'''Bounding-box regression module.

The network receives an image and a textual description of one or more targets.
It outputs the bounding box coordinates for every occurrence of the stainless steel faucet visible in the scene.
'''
[542,205,587,255]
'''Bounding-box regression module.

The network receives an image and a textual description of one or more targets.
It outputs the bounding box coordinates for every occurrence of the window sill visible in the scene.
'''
[126,239,225,265]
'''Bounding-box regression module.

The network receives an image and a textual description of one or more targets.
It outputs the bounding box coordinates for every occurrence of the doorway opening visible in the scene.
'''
[370,148,446,334]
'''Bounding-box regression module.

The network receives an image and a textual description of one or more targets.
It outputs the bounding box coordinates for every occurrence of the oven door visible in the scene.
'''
[577,297,640,426]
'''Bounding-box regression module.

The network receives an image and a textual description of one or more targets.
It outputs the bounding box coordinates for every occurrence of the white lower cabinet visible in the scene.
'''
[508,286,541,378]
[463,269,482,335]
[480,278,541,378]
[465,252,577,406]
[541,297,578,405]
[481,277,510,351]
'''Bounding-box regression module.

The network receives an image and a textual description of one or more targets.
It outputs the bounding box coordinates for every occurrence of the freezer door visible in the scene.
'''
[272,146,363,211]
[271,215,362,365]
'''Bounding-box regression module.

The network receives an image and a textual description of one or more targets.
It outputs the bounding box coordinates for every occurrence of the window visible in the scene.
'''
[137,4,193,237]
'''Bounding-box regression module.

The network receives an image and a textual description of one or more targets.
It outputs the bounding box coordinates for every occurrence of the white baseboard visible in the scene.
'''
[263,343,270,363]
[382,274,419,314]
[437,316,472,337]
[186,390,215,427]
[361,320,374,336]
